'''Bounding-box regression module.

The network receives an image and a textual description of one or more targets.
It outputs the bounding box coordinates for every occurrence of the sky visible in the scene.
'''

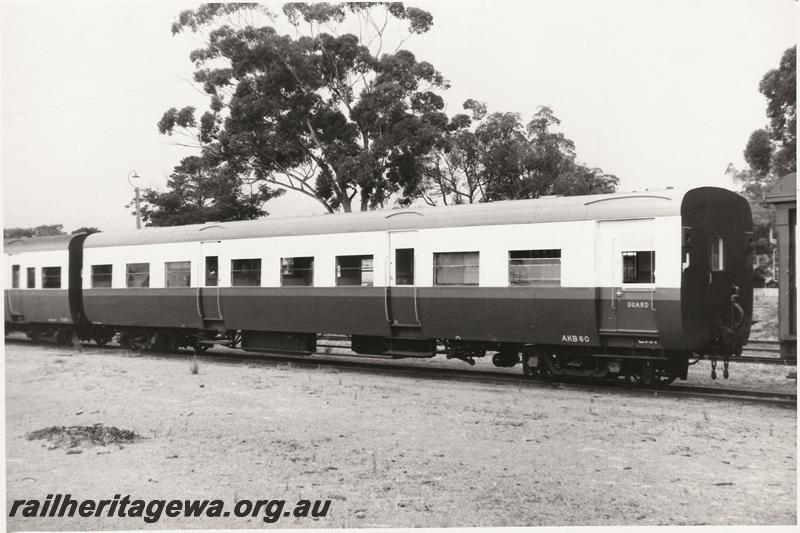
[1,0,797,233]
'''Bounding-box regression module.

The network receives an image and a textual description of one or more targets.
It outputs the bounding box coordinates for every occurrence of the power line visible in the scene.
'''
[2,50,177,93]
[2,79,185,117]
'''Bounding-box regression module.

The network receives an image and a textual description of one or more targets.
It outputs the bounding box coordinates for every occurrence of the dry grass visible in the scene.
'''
[751,288,779,340]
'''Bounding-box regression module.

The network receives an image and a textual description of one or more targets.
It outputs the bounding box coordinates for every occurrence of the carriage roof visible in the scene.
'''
[82,188,691,248]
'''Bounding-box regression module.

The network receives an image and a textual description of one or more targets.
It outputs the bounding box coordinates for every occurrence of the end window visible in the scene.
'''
[622,251,655,284]
[433,252,479,286]
[11,265,19,288]
[281,257,314,286]
[41,267,61,289]
[711,237,724,272]
[91,264,113,288]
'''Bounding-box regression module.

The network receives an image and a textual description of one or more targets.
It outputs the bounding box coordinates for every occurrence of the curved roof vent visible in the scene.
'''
[385,211,423,219]
[584,194,672,206]
[199,224,225,231]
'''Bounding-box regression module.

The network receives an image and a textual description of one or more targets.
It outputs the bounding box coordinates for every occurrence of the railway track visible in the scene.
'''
[6,336,796,408]
[743,339,783,353]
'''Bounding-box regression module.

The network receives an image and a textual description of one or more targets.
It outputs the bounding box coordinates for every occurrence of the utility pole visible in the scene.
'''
[128,170,141,229]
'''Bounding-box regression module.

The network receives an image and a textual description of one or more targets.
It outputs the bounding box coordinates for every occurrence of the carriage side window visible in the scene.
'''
[433,251,480,286]
[27,267,35,288]
[711,236,725,272]
[91,264,113,288]
[395,248,415,285]
[205,256,218,287]
[165,261,191,287]
[231,258,261,286]
[126,263,150,288]
[509,249,561,286]
[11,265,19,288]
[336,255,374,286]
[41,267,61,289]
[622,251,655,284]
[281,257,314,286]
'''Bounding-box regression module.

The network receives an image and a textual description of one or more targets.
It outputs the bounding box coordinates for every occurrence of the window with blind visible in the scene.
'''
[509,249,561,286]
[336,255,374,286]
[281,257,314,286]
[42,267,61,289]
[126,263,150,288]
[165,261,191,287]
[433,252,479,286]
[91,264,113,288]
[231,259,261,286]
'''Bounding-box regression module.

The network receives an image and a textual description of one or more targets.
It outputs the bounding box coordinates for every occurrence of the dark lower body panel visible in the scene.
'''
[80,286,687,350]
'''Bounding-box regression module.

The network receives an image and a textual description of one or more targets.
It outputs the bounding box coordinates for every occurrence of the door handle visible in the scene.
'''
[616,290,623,297]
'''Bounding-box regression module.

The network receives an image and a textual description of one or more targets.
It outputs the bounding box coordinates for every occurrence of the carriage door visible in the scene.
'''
[197,240,223,324]
[7,263,24,319]
[597,220,657,334]
[385,230,421,330]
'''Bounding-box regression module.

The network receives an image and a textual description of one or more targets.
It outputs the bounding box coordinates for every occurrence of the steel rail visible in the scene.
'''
[6,337,795,408]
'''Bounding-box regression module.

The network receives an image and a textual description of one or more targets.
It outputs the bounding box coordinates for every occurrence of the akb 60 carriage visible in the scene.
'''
[4,186,753,384]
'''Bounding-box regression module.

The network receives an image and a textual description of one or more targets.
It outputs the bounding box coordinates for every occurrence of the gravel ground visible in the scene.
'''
[5,342,796,530]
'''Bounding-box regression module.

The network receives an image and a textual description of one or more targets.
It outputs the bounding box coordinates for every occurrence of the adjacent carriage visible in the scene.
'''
[4,186,753,383]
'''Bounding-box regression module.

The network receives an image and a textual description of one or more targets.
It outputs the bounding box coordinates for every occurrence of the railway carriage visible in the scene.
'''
[4,186,753,384]
[4,234,88,343]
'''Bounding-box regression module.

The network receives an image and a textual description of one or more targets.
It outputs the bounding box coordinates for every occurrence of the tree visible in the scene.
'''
[159,2,449,213]
[727,45,796,285]
[421,102,617,205]
[730,46,796,197]
[759,45,796,176]
[4,225,65,239]
[139,155,284,227]
[71,227,101,234]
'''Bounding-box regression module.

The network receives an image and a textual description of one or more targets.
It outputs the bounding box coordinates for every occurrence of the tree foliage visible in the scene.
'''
[71,227,101,235]
[4,225,65,239]
[4,225,101,238]
[160,2,449,213]
[727,45,796,285]
[731,45,796,198]
[139,155,284,227]
[421,103,618,205]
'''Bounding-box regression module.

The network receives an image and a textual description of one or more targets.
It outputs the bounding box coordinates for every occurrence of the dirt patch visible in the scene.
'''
[26,423,141,450]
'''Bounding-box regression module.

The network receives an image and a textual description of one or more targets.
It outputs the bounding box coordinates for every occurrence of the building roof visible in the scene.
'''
[765,172,797,205]
[83,187,690,248]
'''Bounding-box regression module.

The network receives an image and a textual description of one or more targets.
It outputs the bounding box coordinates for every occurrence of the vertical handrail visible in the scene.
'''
[650,245,657,311]
[7,291,20,316]
[195,287,204,318]
[413,285,421,326]
[215,283,224,320]
[383,256,391,323]
[412,253,421,326]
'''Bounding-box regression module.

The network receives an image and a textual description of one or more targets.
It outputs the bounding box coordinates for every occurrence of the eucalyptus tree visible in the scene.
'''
[158,2,449,213]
